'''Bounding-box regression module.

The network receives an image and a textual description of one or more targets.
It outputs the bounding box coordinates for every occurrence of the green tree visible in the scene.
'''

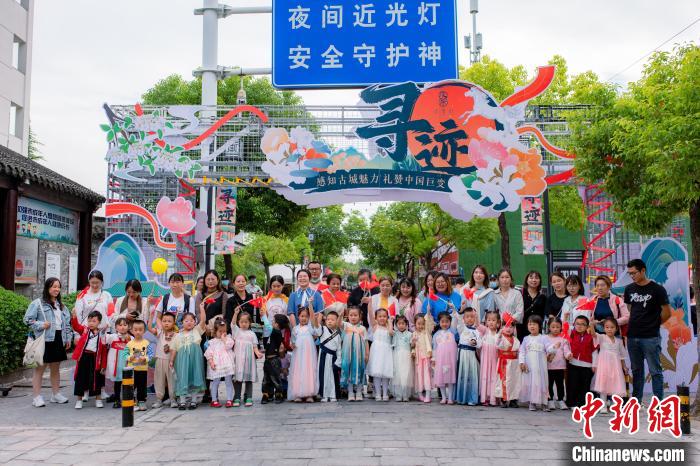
[242,233,300,286]
[570,44,700,410]
[27,126,43,161]
[460,55,611,264]
[358,203,498,277]
[306,206,352,264]
[141,74,310,276]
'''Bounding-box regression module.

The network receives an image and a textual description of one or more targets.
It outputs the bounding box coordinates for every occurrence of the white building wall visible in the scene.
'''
[0,0,33,156]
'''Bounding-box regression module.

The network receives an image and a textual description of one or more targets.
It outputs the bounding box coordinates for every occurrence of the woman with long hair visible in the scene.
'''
[518,271,547,342]
[23,277,73,407]
[462,265,496,322]
[395,277,421,331]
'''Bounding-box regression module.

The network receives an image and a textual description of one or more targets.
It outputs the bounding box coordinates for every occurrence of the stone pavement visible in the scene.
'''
[0,364,697,466]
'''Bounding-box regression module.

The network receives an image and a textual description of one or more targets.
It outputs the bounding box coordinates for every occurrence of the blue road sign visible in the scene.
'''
[272,0,458,89]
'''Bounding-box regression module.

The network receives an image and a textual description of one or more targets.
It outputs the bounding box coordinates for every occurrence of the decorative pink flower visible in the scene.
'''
[156,196,196,234]
[469,138,518,168]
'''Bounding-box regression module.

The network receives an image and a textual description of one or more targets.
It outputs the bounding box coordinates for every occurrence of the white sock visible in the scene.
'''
[446,384,453,402]
[374,379,382,396]
[382,379,389,398]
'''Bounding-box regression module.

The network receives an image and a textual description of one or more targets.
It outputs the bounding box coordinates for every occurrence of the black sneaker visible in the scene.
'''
[112,400,121,409]
[188,402,197,410]
[274,394,284,404]
[105,394,117,403]
[509,400,519,408]
[178,402,186,410]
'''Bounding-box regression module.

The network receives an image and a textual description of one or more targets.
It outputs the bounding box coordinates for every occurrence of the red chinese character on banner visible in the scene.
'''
[647,395,681,438]
[572,392,605,439]
[609,395,640,434]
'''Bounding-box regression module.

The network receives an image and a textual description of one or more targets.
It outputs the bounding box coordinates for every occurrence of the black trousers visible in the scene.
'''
[548,369,565,401]
[134,370,148,402]
[566,364,593,408]
[234,381,253,401]
[262,357,283,398]
[73,352,104,397]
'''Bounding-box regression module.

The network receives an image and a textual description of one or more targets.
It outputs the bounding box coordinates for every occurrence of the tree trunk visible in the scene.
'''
[689,200,700,415]
[498,213,511,269]
[223,254,233,281]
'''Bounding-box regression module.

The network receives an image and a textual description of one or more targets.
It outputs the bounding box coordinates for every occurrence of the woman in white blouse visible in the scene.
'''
[74,270,113,333]
[113,279,150,327]
[493,269,524,328]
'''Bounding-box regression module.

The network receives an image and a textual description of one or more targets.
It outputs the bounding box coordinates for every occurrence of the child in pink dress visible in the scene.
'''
[411,313,434,402]
[204,318,235,408]
[479,311,500,406]
[432,312,458,404]
[593,317,628,413]
[545,317,571,411]
[231,308,262,407]
[288,307,321,402]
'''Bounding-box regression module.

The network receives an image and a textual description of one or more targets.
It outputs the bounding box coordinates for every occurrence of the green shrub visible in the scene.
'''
[62,292,78,312]
[0,287,31,375]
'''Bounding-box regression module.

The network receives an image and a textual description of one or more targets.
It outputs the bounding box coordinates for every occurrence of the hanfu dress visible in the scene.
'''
[413,330,433,394]
[203,336,235,379]
[432,329,457,388]
[340,322,367,388]
[172,326,206,397]
[453,317,481,405]
[288,324,322,400]
[104,334,130,383]
[518,334,553,405]
[494,334,521,402]
[317,325,342,400]
[392,330,414,400]
[479,326,499,405]
[366,326,394,379]
[232,324,259,382]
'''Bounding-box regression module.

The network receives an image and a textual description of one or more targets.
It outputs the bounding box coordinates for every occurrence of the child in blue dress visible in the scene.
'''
[340,306,369,401]
[453,307,482,405]
[169,306,207,410]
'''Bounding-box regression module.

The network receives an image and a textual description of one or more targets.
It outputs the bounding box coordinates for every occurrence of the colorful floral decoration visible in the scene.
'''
[155,196,196,235]
[259,66,571,220]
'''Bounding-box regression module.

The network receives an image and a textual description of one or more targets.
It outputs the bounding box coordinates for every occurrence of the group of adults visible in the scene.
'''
[22,257,671,407]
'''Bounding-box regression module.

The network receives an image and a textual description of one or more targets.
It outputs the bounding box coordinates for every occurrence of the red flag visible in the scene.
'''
[388,302,397,317]
[428,291,439,301]
[335,291,349,304]
[317,283,329,292]
[371,274,378,281]
[577,297,597,311]
[107,301,115,317]
[562,322,572,343]
[359,280,370,291]
[249,297,263,308]
[462,287,475,300]
[502,312,514,328]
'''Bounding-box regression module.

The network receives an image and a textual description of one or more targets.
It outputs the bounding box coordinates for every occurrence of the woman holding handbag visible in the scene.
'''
[23,277,72,407]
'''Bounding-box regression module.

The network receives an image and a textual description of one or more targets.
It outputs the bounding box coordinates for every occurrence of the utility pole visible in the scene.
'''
[464,0,483,64]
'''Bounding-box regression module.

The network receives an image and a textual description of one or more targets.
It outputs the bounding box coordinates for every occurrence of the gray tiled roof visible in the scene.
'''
[0,145,105,205]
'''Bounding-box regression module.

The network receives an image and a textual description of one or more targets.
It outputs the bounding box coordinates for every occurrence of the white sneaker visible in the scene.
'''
[50,393,68,404]
[547,400,556,411]
[601,404,609,414]
[383,395,390,402]
[82,392,88,402]
[170,400,179,408]
[320,398,328,403]
[363,386,368,396]
[528,403,536,411]
[151,400,163,409]
[558,400,568,410]
[330,398,337,402]
[355,392,363,401]
[75,400,83,409]
[32,395,46,407]
[348,392,355,402]
[95,399,104,408]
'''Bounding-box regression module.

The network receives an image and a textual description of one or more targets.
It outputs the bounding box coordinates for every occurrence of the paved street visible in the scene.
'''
[0,363,697,466]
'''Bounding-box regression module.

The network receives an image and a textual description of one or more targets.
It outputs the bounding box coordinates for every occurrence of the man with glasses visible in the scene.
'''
[307,261,324,291]
[623,259,672,401]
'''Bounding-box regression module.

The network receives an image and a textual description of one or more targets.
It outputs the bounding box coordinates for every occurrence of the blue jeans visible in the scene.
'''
[627,336,663,400]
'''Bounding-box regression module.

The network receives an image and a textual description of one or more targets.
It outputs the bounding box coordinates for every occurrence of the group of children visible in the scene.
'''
[66,277,628,415]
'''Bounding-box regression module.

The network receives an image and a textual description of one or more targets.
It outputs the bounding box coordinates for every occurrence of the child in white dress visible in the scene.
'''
[204,318,235,408]
[519,315,554,411]
[392,315,414,401]
[366,307,395,401]
[231,308,262,407]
